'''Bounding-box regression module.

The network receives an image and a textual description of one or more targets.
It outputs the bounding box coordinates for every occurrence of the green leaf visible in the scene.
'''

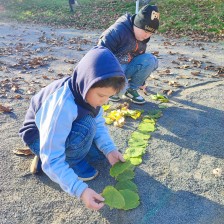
[142,117,155,124]
[129,156,143,165]
[147,110,163,119]
[151,93,169,103]
[110,160,133,177]
[128,138,148,148]
[131,131,151,141]
[125,147,146,157]
[102,186,125,209]
[138,122,155,132]
[115,169,135,181]
[115,180,138,192]
[158,104,168,109]
[119,189,140,210]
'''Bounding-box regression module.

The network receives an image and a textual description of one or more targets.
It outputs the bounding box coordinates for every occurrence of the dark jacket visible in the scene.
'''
[98,14,150,64]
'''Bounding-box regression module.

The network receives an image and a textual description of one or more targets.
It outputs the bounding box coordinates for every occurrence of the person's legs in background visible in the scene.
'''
[69,0,75,13]
[123,53,158,104]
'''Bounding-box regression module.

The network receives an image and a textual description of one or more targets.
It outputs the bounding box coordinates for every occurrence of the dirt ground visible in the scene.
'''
[0,21,224,224]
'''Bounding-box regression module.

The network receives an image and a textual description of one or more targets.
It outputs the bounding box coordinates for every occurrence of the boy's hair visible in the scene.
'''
[91,76,126,93]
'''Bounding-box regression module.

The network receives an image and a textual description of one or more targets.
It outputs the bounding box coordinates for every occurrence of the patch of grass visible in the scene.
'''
[159,0,224,36]
[1,0,223,37]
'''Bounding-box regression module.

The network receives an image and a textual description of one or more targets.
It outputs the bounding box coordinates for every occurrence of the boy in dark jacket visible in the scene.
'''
[19,46,126,210]
[98,4,160,104]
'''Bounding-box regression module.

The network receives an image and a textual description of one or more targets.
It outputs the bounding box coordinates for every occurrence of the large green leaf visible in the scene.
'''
[115,180,138,192]
[125,147,146,157]
[102,186,125,209]
[110,160,133,177]
[138,122,155,132]
[119,189,140,210]
[128,138,148,148]
[115,169,135,181]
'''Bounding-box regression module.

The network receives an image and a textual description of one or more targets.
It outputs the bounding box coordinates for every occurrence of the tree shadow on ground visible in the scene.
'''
[97,167,224,224]
[152,93,224,159]
[19,154,224,224]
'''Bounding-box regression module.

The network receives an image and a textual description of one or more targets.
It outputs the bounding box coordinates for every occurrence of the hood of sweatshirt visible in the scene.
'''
[69,46,125,118]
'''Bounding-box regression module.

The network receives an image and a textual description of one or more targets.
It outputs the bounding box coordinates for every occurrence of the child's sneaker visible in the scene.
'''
[30,155,42,174]
[109,94,120,102]
[125,88,146,104]
[72,159,98,181]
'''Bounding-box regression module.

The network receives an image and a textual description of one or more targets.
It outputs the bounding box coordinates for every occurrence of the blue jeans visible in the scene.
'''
[121,53,158,90]
[27,115,105,168]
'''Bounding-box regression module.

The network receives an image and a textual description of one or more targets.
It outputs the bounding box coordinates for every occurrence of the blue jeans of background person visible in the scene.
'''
[27,115,105,169]
[121,53,158,90]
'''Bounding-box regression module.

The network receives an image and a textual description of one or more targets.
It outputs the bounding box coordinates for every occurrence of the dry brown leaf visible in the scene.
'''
[152,51,159,56]
[177,75,190,79]
[180,64,190,69]
[14,94,22,99]
[157,69,173,75]
[163,89,174,96]
[168,51,176,55]
[178,56,189,62]
[191,71,201,76]
[42,75,49,80]
[168,81,182,87]
[0,104,13,112]
[13,148,33,156]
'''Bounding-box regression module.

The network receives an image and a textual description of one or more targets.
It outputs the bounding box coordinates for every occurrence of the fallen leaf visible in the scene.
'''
[191,71,201,76]
[13,148,33,156]
[0,104,13,113]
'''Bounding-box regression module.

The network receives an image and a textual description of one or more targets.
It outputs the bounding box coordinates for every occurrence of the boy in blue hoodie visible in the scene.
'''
[98,5,160,104]
[19,46,126,210]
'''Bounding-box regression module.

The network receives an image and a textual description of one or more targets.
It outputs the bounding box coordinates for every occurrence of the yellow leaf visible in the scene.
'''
[102,104,111,111]
[130,110,141,120]
[104,117,114,124]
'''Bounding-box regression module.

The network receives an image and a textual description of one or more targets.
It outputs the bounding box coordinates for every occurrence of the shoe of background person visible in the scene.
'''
[125,88,146,104]
[30,155,42,174]
[109,94,121,102]
[72,159,98,181]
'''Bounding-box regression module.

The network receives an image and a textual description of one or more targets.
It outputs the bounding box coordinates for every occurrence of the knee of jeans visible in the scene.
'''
[142,54,158,70]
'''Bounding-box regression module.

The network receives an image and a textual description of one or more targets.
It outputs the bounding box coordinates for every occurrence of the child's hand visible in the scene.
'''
[107,150,125,166]
[81,188,105,210]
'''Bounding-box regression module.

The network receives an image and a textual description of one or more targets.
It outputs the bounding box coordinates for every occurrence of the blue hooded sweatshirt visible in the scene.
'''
[19,46,125,198]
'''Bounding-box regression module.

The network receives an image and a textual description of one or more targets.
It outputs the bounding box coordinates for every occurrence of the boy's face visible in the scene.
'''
[85,87,116,108]
[133,26,153,41]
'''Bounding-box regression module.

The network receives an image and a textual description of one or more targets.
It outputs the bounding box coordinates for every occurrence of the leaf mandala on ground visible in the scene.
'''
[103,109,163,210]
